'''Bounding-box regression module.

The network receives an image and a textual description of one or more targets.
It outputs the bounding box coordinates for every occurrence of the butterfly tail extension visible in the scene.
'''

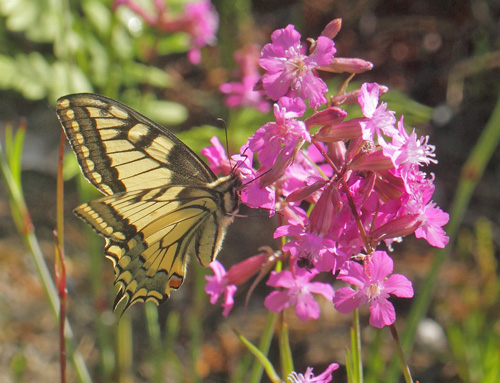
[108,235,187,312]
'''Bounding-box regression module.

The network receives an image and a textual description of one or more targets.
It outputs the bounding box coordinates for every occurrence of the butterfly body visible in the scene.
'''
[56,93,240,311]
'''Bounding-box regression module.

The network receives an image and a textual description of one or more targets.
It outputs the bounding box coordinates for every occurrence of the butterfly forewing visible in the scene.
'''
[57,93,241,312]
[57,93,217,195]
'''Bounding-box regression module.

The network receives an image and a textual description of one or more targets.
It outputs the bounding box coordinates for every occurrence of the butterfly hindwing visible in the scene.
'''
[56,93,241,312]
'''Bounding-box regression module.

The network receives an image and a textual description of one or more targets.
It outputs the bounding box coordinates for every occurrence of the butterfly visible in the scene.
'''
[56,93,241,312]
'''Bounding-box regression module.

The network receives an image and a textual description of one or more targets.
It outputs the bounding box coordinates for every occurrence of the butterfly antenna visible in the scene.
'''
[240,166,272,189]
[217,118,233,169]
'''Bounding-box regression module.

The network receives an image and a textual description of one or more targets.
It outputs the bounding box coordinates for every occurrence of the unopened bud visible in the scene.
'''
[320,19,342,39]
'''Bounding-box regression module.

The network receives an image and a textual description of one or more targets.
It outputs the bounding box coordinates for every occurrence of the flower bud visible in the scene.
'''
[313,118,364,142]
[320,19,342,39]
[286,179,327,202]
[226,252,271,285]
[349,150,394,171]
[319,58,374,74]
[370,214,422,244]
[305,107,347,128]
[309,181,341,236]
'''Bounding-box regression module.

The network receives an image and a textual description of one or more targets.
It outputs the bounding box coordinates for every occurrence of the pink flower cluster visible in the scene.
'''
[113,0,218,64]
[206,21,448,329]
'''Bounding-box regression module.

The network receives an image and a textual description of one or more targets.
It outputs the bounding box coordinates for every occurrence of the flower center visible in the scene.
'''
[284,45,309,79]
[367,282,381,299]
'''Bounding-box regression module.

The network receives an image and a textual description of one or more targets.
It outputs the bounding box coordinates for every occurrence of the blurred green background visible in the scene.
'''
[0,0,499,382]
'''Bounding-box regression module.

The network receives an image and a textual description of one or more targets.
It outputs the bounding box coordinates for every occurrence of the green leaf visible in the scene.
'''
[157,34,190,56]
[5,124,25,186]
[176,125,225,155]
[235,330,282,383]
[0,0,59,42]
[51,61,93,99]
[82,0,112,36]
[140,99,188,126]
[0,52,93,100]
[122,61,174,89]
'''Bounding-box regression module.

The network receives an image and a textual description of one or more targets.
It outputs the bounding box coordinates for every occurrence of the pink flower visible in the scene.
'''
[248,97,310,186]
[259,24,336,108]
[181,1,219,64]
[205,261,237,317]
[201,136,232,175]
[358,83,397,143]
[274,222,337,272]
[333,251,414,328]
[287,363,339,383]
[113,0,218,64]
[205,254,274,316]
[386,117,437,171]
[402,170,450,248]
[233,146,276,211]
[264,268,334,321]
[219,44,271,112]
[202,138,276,210]
[413,202,449,248]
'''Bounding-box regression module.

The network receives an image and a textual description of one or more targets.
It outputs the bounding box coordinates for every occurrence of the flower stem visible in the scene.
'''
[351,308,363,383]
[278,313,294,378]
[389,324,414,383]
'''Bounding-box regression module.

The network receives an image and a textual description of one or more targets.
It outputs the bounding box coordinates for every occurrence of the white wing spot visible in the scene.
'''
[58,98,70,108]
[70,121,80,132]
[75,133,84,145]
[91,171,102,183]
[101,184,113,195]
[109,105,129,119]
[128,124,150,144]
[85,159,95,171]
[80,145,90,158]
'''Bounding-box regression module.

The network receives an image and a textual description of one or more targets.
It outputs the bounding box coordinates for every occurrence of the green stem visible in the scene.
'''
[278,313,294,378]
[249,312,278,383]
[116,315,133,383]
[389,325,413,383]
[145,303,163,383]
[352,308,363,383]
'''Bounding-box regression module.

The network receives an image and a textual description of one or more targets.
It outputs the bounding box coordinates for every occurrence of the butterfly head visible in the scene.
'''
[209,171,242,216]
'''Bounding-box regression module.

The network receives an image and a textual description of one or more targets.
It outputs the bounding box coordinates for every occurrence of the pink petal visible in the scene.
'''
[308,281,335,301]
[298,73,328,108]
[262,71,292,100]
[295,293,320,321]
[209,260,226,277]
[266,270,296,289]
[333,287,361,313]
[384,274,414,298]
[313,363,339,383]
[271,24,301,52]
[337,261,366,287]
[309,36,336,66]
[369,297,396,328]
[264,290,291,313]
[273,223,301,239]
[358,82,379,118]
[370,251,393,281]
[222,285,237,317]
